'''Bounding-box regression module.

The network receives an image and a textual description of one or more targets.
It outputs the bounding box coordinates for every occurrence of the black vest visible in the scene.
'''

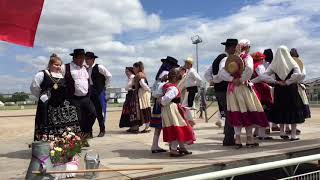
[91,64,106,94]
[211,53,228,92]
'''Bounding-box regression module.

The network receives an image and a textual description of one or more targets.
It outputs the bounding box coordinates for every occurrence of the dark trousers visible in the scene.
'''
[186,86,198,107]
[90,87,107,131]
[70,95,97,133]
[215,91,235,145]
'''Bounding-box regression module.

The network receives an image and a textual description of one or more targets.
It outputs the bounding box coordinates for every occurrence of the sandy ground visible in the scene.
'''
[1,106,320,179]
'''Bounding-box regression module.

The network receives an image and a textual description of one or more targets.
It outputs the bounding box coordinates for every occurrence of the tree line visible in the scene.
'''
[0,92,29,102]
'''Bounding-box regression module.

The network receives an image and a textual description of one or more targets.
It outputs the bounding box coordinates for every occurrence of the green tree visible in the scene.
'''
[10,92,29,102]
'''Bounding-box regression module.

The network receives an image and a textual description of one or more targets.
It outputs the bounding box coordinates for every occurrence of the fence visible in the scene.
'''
[171,154,320,180]
[279,170,320,180]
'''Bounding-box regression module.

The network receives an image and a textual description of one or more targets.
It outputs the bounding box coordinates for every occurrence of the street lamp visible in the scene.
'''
[191,35,202,72]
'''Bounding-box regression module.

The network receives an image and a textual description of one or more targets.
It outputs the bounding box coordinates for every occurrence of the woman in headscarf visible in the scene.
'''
[260,46,305,141]
[219,39,269,149]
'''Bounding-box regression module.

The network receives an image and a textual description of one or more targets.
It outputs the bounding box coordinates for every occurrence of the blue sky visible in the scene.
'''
[0,0,320,93]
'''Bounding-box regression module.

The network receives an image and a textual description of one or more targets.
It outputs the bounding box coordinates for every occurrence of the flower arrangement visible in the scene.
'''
[41,127,83,164]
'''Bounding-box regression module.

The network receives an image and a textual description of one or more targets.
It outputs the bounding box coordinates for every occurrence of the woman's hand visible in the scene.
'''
[232,78,241,86]
[276,80,286,86]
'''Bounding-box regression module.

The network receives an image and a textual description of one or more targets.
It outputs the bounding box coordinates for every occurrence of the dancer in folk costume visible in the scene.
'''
[204,38,238,146]
[219,39,269,148]
[161,68,196,157]
[119,67,140,133]
[251,52,274,140]
[262,49,280,133]
[85,52,112,137]
[150,56,179,153]
[31,54,81,141]
[290,48,311,119]
[260,46,305,140]
[133,61,152,133]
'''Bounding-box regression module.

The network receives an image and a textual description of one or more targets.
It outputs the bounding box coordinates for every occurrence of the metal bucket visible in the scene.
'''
[25,141,54,180]
[84,152,100,179]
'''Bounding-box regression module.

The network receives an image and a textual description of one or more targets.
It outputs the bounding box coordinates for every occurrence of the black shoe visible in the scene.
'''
[246,142,259,148]
[223,142,236,146]
[280,135,289,140]
[178,149,192,155]
[290,137,300,141]
[258,136,273,140]
[88,132,93,139]
[151,149,167,153]
[97,131,105,137]
[235,143,243,149]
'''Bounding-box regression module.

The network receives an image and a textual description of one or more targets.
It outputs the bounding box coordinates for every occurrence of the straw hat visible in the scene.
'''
[184,57,193,64]
[225,55,244,74]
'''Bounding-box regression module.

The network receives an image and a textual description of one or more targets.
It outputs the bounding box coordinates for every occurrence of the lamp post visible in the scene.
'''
[191,35,202,72]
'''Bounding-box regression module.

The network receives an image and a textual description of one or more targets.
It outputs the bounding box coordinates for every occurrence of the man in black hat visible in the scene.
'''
[62,49,97,139]
[204,39,238,146]
[85,52,112,137]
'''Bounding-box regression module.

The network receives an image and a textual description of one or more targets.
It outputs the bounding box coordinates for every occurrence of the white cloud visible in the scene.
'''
[5,0,320,92]
[0,75,30,93]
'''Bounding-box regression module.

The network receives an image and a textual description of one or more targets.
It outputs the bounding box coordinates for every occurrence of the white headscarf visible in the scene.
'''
[268,45,298,80]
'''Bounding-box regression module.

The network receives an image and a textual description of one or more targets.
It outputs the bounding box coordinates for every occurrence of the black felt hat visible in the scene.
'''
[85,52,98,59]
[70,49,85,56]
[161,56,179,67]
[221,39,238,46]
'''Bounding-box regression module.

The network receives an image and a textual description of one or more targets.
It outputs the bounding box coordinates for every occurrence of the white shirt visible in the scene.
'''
[204,57,228,84]
[161,86,179,106]
[139,79,151,92]
[185,68,202,88]
[260,64,302,85]
[125,74,135,91]
[30,70,63,98]
[61,62,89,96]
[87,63,112,86]
[218,55,254,83]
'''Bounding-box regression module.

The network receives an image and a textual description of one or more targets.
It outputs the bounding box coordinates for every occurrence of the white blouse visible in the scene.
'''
[139,79,151,92]
[30,70,63,98]
[125,74,135,91]
[260,64,302,85]
[161,86,179,106]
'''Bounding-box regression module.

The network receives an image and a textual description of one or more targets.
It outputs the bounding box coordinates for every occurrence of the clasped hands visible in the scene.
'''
[275,80,287,86]
[232,78,242,86]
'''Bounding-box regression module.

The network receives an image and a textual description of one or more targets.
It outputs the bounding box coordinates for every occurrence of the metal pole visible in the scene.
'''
[196,43,199,73]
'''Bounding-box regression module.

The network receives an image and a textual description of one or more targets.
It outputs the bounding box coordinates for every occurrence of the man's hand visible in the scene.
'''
[209,81,215,86]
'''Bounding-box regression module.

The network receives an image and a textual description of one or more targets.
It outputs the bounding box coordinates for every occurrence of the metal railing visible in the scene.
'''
[171,154,320,180]
[279,170,320,180]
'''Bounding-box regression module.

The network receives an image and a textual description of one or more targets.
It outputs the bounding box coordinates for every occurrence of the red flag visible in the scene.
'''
[0,0,44,47]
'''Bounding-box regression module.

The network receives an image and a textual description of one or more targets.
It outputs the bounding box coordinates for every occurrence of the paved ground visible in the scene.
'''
[0,106,320,179]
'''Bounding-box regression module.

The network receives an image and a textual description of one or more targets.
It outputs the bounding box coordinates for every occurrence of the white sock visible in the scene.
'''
[291,124,298,139]
[280,124,286,136]
[170,140,178,151]
[234,127,242,135]
[259,127,266,138]
[151,128,161,150]
[245,126,253,137]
